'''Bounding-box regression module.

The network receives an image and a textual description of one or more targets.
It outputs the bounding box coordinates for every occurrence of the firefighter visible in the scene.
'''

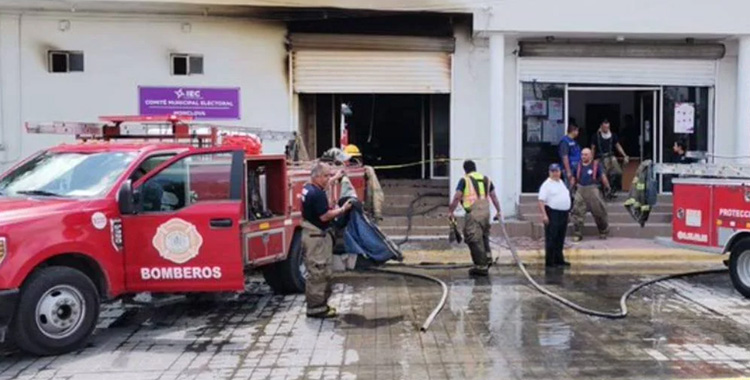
[323,146,384,221]
[591,119,629,197]
[571,148,611,242]
[300,162,352,318]
[448,160,502,276]
[344,144,363,165]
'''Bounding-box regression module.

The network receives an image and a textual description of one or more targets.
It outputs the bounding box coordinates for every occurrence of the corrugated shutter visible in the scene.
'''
[518,58,717,86]
[289,33,455,53]
[293,50,451,94]
[519,42,725,60]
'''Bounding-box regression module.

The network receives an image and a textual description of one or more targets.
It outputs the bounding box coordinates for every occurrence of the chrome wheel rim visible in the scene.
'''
[35,285,86,340]
[738,250,750,288]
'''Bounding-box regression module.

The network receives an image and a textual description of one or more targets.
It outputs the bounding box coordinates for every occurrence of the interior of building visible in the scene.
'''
[299,94,450,179]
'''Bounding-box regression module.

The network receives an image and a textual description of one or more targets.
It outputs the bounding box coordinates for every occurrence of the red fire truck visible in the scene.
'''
[0,116,366,355]
[657,163,750,299]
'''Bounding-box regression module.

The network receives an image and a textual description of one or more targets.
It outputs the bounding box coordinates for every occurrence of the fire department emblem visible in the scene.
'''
[676,208,685,220]
[152,218,203,264]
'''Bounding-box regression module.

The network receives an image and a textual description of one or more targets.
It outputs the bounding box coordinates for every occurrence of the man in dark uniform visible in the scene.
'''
[559,122,582,188]
[571,148,611,242]
[672,140,698,164]
[448,160,502,276]
[300,162,352,319]
[591,119,629,196]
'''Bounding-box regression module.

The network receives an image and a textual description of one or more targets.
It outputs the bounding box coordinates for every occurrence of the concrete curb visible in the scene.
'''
[401,248,725,266]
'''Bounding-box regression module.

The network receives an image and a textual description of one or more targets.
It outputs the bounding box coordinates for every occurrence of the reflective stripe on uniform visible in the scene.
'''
[462,172,487,211]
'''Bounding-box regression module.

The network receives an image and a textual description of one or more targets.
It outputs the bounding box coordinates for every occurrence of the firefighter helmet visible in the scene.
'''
[344,144,362,157]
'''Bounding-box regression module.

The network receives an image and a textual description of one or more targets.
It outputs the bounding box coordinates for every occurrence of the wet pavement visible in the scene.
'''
[2,262,750,380]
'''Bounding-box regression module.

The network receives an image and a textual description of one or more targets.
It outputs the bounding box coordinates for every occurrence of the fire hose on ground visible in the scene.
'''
[372,193,729,332]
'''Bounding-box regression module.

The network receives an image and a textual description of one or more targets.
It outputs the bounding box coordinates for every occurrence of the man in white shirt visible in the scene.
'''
[538,163,571,267]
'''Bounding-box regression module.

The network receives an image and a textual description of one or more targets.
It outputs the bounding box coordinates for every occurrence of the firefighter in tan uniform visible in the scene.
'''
[300,163,352,318]
[449,160,502,277]
[591,119,629,197]
[570,148,611,242]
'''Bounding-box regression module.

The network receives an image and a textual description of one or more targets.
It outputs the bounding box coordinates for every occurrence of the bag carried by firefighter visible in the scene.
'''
[624,160,658,227]
[448,218,463,244]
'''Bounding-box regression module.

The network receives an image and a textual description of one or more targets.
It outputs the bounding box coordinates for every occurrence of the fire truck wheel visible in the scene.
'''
[11,266,100,356]
[729,238,750,298]
[262,229,306,294]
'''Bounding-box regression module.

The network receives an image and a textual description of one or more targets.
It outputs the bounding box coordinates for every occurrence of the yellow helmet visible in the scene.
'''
[344,144,362,157]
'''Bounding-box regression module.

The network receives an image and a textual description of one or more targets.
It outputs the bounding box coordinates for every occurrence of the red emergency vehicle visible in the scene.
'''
[659,163,750,299]
[0,116,365,355]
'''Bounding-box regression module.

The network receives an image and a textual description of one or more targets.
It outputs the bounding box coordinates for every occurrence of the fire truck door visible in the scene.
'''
[122,149,245,293]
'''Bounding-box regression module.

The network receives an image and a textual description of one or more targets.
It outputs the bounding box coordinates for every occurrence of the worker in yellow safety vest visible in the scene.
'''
[448,160,502,276]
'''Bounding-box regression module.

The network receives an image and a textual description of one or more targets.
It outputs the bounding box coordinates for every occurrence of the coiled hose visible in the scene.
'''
[369,267,448,331]
[492,217,728,319]
[376,192,729,331]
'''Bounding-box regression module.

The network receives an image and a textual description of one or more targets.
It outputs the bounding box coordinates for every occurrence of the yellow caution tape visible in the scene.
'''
[370,156,505,170]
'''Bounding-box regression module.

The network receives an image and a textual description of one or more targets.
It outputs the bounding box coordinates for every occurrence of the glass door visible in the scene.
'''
[430,95,450,179]
[638,90,658,162]
[521,82,566,193]
[661,86,710,192]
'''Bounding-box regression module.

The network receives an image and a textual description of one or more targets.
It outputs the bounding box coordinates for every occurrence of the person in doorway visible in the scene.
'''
[571,148,611,242]
[300,162,352,319]
[448,160,502,277]
[591,119,629,197]
[672,140,697,164]
[538,163,571,267]
[324,145,385,222]
[558,122,582,187]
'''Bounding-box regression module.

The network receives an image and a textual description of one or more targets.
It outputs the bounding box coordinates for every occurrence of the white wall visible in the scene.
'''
[450,25,521,215]
[715,40,739,164]
[476,0,750,36]
[0,13,289,171]
[501,36,519,215]
[449,23,490,207]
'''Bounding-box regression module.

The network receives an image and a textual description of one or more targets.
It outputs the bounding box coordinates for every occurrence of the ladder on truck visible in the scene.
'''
[653,162,750,179]
[25,115,297,148]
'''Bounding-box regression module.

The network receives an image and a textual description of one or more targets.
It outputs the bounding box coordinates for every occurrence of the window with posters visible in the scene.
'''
[662,86,710,192]
[521,82,566,193]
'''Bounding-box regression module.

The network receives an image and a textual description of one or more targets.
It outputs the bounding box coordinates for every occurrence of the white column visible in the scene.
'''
[489,33,506,217]
[0,15,22,171]
[736,36,750,162]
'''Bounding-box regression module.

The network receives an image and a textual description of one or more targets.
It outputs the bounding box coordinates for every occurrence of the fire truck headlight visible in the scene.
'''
[0,237,6,265]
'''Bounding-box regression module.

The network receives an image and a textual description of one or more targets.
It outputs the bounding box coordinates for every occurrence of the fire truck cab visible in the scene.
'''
[0,116,365,355]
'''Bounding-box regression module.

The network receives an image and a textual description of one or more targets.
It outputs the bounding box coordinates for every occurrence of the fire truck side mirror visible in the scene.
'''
[118,180,136,215]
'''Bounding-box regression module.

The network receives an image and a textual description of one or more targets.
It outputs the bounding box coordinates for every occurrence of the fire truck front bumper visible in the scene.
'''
[0,289,19,342]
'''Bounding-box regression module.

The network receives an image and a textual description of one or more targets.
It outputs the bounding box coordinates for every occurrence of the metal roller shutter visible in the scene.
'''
[293,50,451,93]
[289,33,455,53]
[518,58,717,86]
[289,34,453,94]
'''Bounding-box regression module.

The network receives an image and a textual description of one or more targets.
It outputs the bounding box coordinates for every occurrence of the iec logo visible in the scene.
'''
[174,88,202,100]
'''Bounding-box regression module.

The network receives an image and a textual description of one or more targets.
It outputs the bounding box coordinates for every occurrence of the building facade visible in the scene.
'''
[1,0,750,217]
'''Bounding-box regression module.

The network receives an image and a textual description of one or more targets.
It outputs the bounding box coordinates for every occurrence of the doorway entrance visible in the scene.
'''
[298,94,450,179]
[520,83,713,194]
[568,87,660,191]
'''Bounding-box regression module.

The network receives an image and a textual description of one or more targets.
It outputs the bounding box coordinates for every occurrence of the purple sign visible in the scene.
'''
[139,86,240,120]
